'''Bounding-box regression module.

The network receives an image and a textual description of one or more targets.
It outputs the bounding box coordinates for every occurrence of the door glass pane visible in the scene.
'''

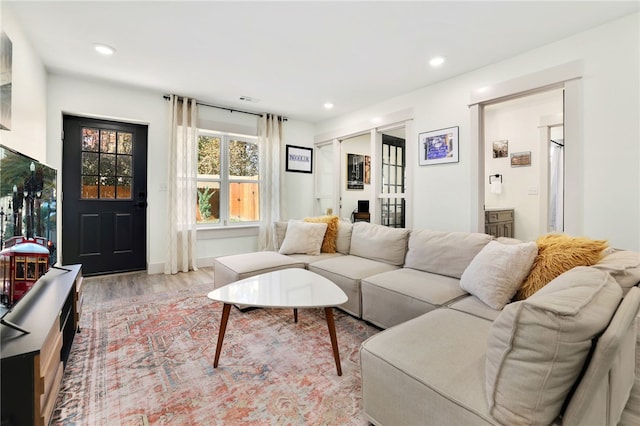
[229,140,259,179]
[117,132,133,154]
[82,152,99,175]
[82,128,99,151]
[100,153,116,176]
[117,155,132,176]
[100,176,116,199]
[228,182,259,222]
[197,181,221,224]
[82,176,99,199]
[117,177,132,199]
[100,130,117,153]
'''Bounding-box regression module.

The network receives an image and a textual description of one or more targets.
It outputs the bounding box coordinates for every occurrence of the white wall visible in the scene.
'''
[484,90,563,242]
[315,13,640,250]
[47,74,316,272]
[0,4,47,161]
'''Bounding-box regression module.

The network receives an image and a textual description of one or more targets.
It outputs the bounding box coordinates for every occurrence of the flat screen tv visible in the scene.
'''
[0,145,57,333]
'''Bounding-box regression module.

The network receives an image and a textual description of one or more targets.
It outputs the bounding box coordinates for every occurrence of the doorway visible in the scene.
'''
[483,88,564,241]
[62,115,148,276]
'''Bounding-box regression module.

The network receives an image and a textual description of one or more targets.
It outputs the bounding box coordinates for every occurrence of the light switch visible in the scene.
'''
[528,186,538,195]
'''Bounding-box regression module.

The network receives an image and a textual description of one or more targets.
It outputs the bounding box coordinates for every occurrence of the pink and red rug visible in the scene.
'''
[51,282,380,425]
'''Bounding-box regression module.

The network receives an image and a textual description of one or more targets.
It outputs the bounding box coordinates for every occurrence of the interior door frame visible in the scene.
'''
[313,108,414,227]
[61,114,149,275]
[469,60,583,236]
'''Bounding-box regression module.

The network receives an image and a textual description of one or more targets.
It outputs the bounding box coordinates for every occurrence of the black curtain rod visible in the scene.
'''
[163,95,287,121]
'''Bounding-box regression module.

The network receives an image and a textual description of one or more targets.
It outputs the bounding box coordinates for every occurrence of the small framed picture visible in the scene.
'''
[418,126,459,166]
[347,153,364,190]
[285,144,313,173]
[492,140,508,158]
[510,151,531,167]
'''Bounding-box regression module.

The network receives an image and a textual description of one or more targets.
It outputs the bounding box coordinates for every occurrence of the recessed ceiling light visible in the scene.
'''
[429,56,445,67]
[323,102,334,110]
[370,117,381,124]
[94,43,116,55]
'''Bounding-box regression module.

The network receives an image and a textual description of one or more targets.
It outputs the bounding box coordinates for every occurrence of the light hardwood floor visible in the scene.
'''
[81,267,216,305]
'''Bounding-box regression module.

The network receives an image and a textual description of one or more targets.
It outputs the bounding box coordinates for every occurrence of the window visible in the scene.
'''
[197,131,260,226]
[81,127,133,199]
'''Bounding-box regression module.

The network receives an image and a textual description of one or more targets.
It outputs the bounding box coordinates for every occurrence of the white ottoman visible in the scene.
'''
[213,251,306,288]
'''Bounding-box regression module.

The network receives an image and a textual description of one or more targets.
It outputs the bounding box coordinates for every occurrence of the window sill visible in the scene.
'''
[197,224,259,240]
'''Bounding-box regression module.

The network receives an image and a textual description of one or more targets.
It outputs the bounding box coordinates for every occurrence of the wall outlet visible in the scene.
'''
[528,186,538,195]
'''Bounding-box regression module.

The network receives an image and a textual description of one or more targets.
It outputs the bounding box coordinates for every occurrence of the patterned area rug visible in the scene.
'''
[51,282,380,425]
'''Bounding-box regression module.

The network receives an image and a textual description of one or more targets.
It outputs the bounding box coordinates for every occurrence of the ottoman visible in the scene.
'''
[213,251,306,288]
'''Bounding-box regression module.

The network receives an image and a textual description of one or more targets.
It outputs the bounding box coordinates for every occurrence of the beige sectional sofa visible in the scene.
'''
[213,219,640,425]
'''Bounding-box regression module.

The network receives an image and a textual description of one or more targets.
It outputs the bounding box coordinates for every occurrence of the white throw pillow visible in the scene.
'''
[460,240,537,310]
[278,220,327,255]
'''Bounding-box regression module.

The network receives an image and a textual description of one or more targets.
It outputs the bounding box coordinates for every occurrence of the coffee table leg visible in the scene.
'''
[213,303,231,368]
[294,308,298,323]
[324,307,342,376]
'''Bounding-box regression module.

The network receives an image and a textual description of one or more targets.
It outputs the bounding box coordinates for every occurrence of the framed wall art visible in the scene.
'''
[285,144,313,173]
[492,140,508,158]
[510,151,531,167]
[418,126,459,166]
[347,153,364,190]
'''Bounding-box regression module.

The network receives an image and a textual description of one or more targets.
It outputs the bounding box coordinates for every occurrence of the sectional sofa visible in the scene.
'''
[213,219,640,425]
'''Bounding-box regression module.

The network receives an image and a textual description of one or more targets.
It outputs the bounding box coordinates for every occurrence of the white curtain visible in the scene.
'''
[165,95,199,274]
[258,114,283,250]
[549,143,564,232]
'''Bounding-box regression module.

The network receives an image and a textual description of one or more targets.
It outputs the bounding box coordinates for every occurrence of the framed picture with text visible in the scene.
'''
[285,144,313,173]
[418,126,459,166]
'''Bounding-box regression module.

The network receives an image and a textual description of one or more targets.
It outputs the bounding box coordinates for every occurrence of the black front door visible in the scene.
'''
[62,115,148,276]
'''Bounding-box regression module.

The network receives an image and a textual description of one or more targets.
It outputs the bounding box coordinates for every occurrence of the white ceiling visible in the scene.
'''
[6,1,639,123]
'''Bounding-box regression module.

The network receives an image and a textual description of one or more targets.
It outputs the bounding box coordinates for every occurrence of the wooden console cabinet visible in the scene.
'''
[1,264,83,426]
[485,208,514,238]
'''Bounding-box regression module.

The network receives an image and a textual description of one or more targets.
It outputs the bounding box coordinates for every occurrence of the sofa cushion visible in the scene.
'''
[486,266,623,426]
[278,220,327,255]
[335,219,353,254]
[361,309,496,425]
[516,233,608,300]
[460,240,537,309]
[361,268,466,329]
[213,251,306,288]
[404,229,493,278]
[349,222,410,266]
[448,295,502,322]
[304,215,339,253]
[592,249,640,295]
[309,255,399,317]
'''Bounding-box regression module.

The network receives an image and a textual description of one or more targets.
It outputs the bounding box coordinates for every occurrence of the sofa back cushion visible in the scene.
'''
[592,249,640,295]
[335,219,353,254]
[404,229,493,278]
[349,222,410,266]
[485,266,623,426]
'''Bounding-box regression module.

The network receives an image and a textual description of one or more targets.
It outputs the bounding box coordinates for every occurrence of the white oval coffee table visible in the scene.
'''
[207,268,348,375]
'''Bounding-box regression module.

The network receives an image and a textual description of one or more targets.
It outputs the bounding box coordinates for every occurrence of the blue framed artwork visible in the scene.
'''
[418,126,459,166]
